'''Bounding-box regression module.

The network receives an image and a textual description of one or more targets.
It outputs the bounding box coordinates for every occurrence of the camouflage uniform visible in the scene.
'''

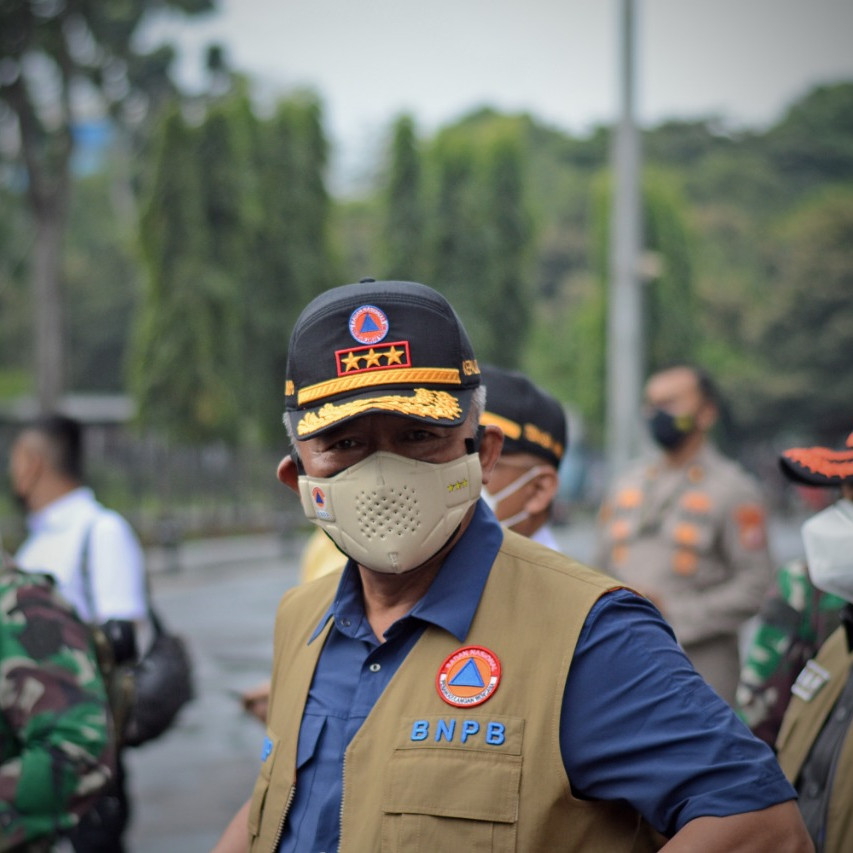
[0,563,113,852]
[736,557,846,745]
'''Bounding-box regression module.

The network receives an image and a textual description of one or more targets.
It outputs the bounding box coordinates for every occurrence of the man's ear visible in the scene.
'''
[478,425,504,487]
[277,454,300,492]
[524,467,559,516]
[697,400,719,432]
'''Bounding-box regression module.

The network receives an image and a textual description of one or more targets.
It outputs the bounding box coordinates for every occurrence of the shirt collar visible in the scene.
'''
[27,487,96,534]
[308,500,503,644]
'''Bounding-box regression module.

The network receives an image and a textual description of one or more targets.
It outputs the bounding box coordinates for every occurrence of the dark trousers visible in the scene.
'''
[66,754,130,853]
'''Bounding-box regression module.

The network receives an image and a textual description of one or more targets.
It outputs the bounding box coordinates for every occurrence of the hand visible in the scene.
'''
[240,682,270,723]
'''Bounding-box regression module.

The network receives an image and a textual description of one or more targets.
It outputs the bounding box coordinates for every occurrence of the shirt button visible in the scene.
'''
[835,705,849,722]
[805,782,822,798]
[369,663,381,673]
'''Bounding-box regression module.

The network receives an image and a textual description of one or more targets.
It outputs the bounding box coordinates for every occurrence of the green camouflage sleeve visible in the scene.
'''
[0,567,114,851]
[736,558,846,745]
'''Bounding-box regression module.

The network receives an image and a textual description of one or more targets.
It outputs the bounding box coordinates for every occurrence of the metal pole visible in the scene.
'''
[606,0,643,477]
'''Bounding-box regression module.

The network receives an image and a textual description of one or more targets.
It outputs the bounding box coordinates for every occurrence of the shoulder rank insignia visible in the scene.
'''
[791,659,831,702]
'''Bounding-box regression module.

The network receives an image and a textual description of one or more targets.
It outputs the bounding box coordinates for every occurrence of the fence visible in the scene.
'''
[0,421,306,551]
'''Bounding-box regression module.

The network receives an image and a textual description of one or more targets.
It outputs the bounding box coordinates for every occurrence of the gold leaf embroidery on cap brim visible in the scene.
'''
[297,389,463,436]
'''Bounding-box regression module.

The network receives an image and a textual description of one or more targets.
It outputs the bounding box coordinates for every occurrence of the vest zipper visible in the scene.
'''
[271,784,296,851]
[338,753,347,851]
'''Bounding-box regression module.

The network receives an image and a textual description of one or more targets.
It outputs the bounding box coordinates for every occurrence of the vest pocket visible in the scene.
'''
[381,749,520,852]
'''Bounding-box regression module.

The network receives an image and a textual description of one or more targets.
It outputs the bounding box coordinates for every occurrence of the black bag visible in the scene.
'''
[122,605,194,747]
[80,523,194,748]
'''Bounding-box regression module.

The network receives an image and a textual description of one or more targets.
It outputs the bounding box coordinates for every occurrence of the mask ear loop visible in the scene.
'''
[465,425,486,455]
[290,448,305,475]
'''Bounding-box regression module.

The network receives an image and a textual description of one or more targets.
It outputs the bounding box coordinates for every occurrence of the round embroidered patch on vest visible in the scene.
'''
[436,645,501,707]
[348,304,389,344]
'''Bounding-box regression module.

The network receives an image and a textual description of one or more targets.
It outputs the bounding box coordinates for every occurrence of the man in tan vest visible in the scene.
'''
[595,364,774,704]
[775,430,853,853]
[213,280,810,852]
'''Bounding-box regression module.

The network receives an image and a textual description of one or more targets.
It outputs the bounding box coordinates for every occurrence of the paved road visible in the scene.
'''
[123,515,806,852]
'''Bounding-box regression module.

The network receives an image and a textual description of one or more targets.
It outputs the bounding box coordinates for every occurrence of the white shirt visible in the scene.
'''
[531,523,560,552]
[15,487,148,624]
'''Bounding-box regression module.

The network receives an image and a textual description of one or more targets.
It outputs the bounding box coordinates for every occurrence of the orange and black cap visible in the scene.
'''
[284,280,481,439]
[779,431,853,487]
[479,364,567,468]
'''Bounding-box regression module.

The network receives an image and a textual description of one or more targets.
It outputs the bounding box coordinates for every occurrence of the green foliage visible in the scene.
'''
[132,106,240,443]
[65,170,141,392]
[764,83,853,191]
[420,117,534,364]
[381,115,426,281]
[0,0,215,409]
[247,93,338,443]
[747,186,853,442]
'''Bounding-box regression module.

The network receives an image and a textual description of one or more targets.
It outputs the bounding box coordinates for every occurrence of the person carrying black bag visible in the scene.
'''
[10,415,150,851]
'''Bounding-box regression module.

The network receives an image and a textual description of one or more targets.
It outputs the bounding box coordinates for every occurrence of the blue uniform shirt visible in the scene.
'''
[276,502,795,851]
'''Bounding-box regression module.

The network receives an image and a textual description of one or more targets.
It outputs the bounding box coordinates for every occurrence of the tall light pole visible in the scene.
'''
[606,0,644,476]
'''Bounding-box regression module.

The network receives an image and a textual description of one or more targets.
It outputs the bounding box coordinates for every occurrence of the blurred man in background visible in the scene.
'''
[479,364,566,549]
[595,363,774,704]
[9,414,148,852]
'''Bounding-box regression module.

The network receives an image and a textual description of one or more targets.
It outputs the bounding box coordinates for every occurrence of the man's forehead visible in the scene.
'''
[305,412,464,440]
[645,367,700,400]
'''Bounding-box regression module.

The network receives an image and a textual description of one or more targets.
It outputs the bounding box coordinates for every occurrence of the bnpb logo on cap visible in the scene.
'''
[436,645,501,708]
[349,304,389,345]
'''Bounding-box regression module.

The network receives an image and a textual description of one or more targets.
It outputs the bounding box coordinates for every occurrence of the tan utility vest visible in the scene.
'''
[248,530,659,852]
[776,625,853,853]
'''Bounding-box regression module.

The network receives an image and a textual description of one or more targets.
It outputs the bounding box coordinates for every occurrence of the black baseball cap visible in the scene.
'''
[479,364,567,468]
[285,280,481,440]
[779,430,853,487]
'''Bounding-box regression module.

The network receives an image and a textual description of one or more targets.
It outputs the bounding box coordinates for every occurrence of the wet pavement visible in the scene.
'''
[123,516,806,852]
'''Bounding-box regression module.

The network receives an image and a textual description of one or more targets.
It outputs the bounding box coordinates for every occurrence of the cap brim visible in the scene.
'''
[779,446,853,487]
[287,386,475,440]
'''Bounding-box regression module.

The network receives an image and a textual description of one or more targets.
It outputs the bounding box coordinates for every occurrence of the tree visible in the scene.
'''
[247,94,337,443]
[0,0,214,411]
[745,187,853,442]
[382,114,425,281]
[131,105,240,443]
[479,131,531,367]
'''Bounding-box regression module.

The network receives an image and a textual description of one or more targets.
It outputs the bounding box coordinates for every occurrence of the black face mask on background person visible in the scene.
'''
[647,408,696,450]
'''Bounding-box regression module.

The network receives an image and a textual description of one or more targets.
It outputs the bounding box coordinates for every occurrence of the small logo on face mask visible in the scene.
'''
[349,304,389,345]
[312,486,332,520]
[436,646,501,707]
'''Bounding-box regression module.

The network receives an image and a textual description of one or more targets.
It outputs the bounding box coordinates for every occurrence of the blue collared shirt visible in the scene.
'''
[276,502,795,851]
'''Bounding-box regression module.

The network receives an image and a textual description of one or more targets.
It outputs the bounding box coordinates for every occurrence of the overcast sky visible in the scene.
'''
[144,0,853,188]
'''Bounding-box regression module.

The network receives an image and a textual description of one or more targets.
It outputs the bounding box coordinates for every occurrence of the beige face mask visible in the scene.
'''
[297,450,483,574]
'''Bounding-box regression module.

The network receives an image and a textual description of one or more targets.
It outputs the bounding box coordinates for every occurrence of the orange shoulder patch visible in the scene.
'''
[616,487,643,509]
[673,523,700,546]
[681,490,712,514]
[735,504,767,550]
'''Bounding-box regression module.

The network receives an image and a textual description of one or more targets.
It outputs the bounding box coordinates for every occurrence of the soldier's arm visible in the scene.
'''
[0,572,114,848]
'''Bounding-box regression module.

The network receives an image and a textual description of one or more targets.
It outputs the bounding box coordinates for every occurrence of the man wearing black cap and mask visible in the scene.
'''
[595,363,773,705]
[213,283,809,853]
[479,364,566,548]
[774,431,853,853]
